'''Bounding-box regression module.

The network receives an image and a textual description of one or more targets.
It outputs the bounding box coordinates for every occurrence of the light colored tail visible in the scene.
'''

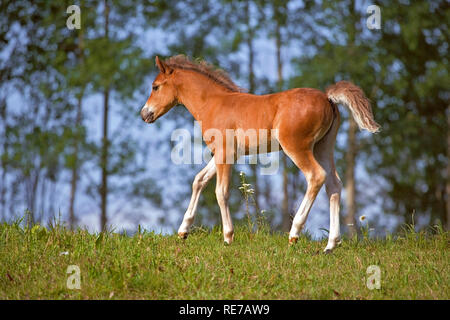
[326,81,380,133]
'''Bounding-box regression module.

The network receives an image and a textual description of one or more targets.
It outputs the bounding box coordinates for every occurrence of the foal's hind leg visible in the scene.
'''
[281,146,327,243]
[178,157,216,238]
[314,118,343,252]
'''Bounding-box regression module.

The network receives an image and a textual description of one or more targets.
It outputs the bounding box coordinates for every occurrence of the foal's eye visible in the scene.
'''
[152,85,159,92]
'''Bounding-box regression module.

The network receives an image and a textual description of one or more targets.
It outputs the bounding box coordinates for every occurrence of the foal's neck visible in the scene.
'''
[175,70,230,122]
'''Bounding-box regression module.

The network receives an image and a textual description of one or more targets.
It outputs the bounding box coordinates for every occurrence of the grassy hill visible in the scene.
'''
[0,220,448,299]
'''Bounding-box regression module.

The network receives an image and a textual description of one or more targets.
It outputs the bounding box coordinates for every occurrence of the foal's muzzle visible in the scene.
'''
[141,107,155,124]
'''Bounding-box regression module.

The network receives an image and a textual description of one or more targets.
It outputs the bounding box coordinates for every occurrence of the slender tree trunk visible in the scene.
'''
[100,88,109,231]
[69,23,85,230]
[245,1,260,214]
[345,117,357,236]
[446,104,450,230]
[39,177,47,223]
[26,169,40,227]
[0,97,6,221]
[48,180,56,222]
[274,17,290,231]
[281,157,290,231]
[0,163,5,221]
[344,0,358,237]
[100,0,110,231]
[246,2,255,94]
[69,93,83,229]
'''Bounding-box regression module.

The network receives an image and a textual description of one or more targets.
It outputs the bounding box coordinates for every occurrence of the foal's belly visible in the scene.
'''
[229,127,281,156]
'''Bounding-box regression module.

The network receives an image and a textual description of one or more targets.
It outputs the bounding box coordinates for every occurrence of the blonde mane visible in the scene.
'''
[164,55,244,93]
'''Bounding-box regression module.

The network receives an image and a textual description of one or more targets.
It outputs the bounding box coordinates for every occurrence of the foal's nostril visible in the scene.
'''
[147,112,154,123]
[140,107,154,123]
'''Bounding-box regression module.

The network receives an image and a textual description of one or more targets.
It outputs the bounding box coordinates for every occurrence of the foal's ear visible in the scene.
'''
[155,56,173,75]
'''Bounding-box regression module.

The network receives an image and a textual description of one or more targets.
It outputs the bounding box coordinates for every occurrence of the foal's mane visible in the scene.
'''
[164,55,244,93]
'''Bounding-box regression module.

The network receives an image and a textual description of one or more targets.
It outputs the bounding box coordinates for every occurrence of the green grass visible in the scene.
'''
[0,219,448,299]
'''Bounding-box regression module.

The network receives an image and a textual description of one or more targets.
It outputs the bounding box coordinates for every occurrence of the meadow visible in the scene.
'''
[0,219,448,300]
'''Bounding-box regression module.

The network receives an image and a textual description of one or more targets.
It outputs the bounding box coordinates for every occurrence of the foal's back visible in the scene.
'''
[211,87,334,143]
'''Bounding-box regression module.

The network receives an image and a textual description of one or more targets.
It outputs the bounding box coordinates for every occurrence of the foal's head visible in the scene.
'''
[140,56,178,124]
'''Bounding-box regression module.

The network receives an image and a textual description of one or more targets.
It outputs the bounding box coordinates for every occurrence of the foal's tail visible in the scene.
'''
[326,81,380,133]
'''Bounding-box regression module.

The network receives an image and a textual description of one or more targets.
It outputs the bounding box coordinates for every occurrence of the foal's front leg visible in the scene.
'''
[215,163,234,244]
[178,157,216,238]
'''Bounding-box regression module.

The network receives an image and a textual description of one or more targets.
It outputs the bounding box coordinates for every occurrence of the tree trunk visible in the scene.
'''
[100,0,110,231]
[245,1,260,214]
[281,156,290,231]
[0,97,6,221]
[344,0,358,237]
[0,162,5,221]
[26,169,40,227]
[275,17,290,232]
[100,88,109,231]
[446,104,450,230]
[69,93,83,229]
[345,115,357,236]
[69,21,85,230]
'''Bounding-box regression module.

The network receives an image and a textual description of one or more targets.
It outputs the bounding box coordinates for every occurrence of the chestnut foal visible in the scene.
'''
[141,55,379,252]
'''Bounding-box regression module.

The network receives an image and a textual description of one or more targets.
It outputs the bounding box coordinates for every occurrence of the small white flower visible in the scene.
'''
[359,215,366,222]
[59,251,69,256]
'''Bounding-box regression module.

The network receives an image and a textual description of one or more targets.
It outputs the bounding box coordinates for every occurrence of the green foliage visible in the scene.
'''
[369,1,448,227]
[0,0,161,225]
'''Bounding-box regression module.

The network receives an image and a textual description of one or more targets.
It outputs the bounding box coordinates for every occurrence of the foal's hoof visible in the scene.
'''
[323,239,341,253]
[288,237,298,246]
[224,237,233,245]
[224,231,234,245]
[178,232,188,239]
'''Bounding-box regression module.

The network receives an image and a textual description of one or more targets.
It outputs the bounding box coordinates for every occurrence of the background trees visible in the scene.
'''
[0,0,448,236]
[370,0,449,229]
